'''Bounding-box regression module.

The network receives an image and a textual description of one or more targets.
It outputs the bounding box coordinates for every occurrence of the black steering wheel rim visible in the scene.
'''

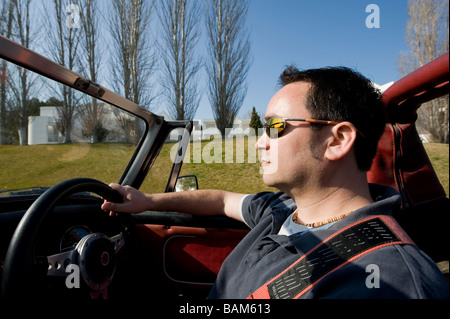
[1,178,123,300]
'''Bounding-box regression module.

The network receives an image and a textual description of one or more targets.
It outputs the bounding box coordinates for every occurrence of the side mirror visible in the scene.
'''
[175,175,198,192]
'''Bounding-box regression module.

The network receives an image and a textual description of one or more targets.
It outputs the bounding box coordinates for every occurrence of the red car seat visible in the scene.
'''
[367,53,449,268]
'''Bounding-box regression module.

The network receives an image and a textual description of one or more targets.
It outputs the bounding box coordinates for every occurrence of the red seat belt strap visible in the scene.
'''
[247,215,415,299]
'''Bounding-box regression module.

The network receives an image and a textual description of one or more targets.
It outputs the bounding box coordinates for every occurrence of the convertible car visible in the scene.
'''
[0,34,448,303]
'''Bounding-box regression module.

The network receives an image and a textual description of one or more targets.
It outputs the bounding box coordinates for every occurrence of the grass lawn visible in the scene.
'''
[0,141,448,196]
[423,143,449,196]
[0,143,136,192]
[140,138,275,194]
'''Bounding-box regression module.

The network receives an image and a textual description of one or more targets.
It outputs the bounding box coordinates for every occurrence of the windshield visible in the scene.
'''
[0,57,145,194]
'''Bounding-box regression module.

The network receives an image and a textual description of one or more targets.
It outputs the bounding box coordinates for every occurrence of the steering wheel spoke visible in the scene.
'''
[110,232,125,253]
[46,250,77,277]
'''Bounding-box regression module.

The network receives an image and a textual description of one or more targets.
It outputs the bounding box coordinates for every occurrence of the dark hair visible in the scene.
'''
[279,66,385,171]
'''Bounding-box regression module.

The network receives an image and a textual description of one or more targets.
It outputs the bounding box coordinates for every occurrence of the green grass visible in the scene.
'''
[0,141,448,197]
[0,143,136,192]
[423,143,449,196]
[140,138,275,194]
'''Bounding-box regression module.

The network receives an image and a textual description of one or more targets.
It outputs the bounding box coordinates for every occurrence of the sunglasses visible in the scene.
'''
[263,117,340,138]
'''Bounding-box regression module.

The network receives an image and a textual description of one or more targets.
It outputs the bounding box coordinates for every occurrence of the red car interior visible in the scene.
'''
[135,52,449,297]
[368,52,449,266]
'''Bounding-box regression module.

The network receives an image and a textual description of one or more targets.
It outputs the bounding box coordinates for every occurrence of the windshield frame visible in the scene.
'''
[0,35,191,191]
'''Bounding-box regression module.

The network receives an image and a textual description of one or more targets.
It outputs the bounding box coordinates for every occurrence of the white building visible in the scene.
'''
[28,104,133,145]
[28,107,63,145]
[161,110,252,142]
[196,116,251,140]
[28,106,253,145]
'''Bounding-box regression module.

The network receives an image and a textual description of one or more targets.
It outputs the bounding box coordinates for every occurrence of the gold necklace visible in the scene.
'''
[292,210,353,228]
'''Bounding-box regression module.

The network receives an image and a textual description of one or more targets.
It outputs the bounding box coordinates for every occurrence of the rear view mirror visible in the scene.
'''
[175,175,198,192]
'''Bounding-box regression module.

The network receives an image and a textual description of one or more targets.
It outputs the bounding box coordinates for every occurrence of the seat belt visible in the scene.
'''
[248,215,415,299]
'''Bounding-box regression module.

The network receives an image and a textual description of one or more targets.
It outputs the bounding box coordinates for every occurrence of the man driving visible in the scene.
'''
[102,66,448,299]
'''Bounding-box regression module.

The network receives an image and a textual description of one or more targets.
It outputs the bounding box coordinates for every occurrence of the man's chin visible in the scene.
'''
[262,174,279,189]
[260,162,278,175]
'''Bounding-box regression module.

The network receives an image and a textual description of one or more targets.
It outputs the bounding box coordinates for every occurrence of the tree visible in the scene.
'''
[8,0,35,145]
[249,106,263,134]
[76,0,105,143]
[108,0,157,144]
[109,0,157,108]
[158,0,202,121]
[42,97,64,107]
[206,0,252,137]
[0,0,13,144]
[398,0,449,143]
[45,0,82,143]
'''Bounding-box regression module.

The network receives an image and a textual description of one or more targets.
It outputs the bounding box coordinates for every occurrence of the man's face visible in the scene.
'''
[256,82,328,195]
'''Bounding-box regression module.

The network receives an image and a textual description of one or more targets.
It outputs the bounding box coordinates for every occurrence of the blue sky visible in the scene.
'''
[27,0,410,121]
[195,0,409,120]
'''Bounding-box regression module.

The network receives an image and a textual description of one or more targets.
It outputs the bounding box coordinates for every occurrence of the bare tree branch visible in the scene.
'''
[0,0,14,144]
[44,0,82,143]
[108,0,157,108]
[398,0,449,143]
[158,0,202,121]
[107,0,157,144]
[8,0,36,145]
[206,0,252,137]
[76,0,106,142]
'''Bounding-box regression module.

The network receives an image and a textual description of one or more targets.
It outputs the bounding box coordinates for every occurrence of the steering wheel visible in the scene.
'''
[1,178,128,300]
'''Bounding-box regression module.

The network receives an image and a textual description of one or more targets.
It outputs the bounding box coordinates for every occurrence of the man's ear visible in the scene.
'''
[324,122,358,161]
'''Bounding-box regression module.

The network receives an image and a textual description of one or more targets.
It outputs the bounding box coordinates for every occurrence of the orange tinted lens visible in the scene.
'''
[266,118,285,138]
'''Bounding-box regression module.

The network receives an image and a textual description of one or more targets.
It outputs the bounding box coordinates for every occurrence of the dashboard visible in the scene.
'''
[0,195,136,299]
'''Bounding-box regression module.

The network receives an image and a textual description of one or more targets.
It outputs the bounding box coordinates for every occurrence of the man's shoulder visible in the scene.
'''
[303,243,448,299]
[340,244,448,298]
[241,191,294,228]
[244,191,293,209]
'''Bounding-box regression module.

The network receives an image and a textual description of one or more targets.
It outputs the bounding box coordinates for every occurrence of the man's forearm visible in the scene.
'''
[103,184,247,222]
[146,190,229,215]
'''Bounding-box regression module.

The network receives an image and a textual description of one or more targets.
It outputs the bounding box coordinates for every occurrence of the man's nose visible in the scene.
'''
[255,131,269,150]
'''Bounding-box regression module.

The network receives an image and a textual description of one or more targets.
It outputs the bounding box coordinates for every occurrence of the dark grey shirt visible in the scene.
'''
[208,184,449,299]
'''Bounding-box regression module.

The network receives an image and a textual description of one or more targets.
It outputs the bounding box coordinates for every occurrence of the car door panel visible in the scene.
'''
[133,213,248,297]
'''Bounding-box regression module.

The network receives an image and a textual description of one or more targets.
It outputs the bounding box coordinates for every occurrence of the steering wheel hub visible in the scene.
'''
[76,233,116,291]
